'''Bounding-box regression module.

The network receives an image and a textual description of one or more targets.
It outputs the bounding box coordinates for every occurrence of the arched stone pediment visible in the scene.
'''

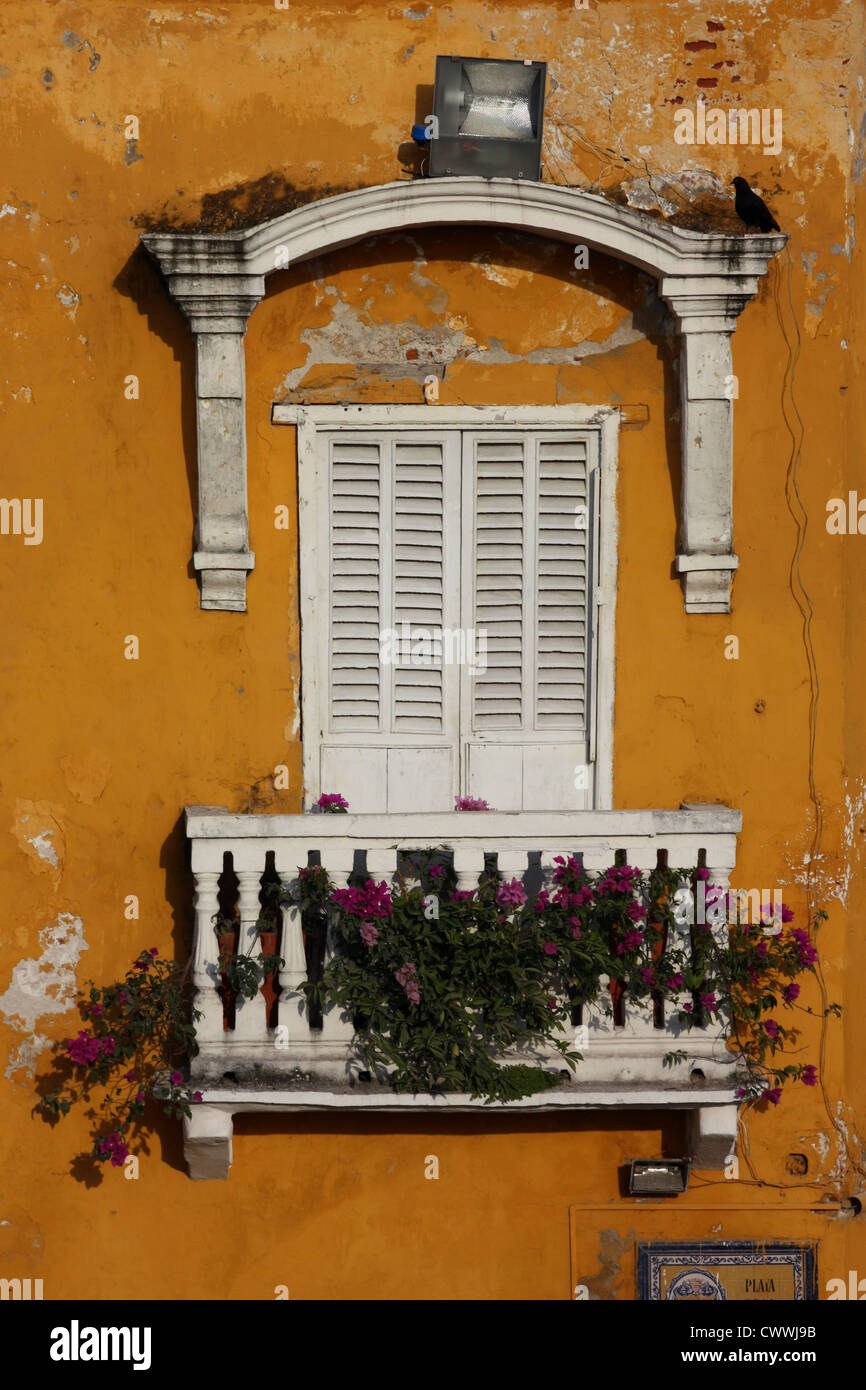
[142,177,785,612]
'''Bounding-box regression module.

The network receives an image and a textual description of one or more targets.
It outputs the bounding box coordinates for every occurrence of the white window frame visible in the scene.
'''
[273,404,620,811]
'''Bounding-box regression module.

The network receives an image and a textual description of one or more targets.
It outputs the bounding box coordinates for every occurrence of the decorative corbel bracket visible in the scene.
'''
[142,180,784,613]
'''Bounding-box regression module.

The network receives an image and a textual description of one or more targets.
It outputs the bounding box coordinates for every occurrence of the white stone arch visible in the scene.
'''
[142,176,784,612]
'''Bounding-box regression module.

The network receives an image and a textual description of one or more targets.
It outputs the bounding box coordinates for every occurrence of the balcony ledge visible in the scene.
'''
[184,1089,740,1181]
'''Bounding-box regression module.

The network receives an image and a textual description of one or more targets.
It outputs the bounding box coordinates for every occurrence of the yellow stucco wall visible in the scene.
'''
[1,0,864,1298]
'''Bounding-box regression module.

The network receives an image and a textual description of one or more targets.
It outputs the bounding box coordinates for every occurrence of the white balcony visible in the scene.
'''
[183,803,743,1179]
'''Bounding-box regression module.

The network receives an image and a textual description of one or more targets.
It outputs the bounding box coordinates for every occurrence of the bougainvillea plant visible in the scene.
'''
[297,853,837,1104]
[36,949,202,1171]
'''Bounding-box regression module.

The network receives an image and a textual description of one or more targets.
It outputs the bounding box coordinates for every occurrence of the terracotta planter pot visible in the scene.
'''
[217,926,239,1031]
[258,929,280,1029]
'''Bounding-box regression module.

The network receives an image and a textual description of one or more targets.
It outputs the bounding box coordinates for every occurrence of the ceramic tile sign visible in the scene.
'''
[637,1242,818,1301]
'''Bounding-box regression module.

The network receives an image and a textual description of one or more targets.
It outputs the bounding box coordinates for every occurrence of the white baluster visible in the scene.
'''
[276,860,312,1046]
[452,846,484,897]
[191,869,223,1041]
[232,866,268,1042]
[318,856,356,1042]
[497,849,529,892]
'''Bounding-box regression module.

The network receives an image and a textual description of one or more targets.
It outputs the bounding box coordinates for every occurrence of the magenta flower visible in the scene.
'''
[547,999,557,1011]
[193,1090,203,1103]
[700,993,717,1012]
[683,1002,694,1014]
[781,903,795,922]
[148,947,159,957]
[790,928,818,966]
[665,973,684,989]
[135,1091,145,1103]
[765,1087,783,1106]
[543,942,558,956]
[616,928,644,955]
[782,983,800,1005]
[359,920,379,948]
[695,867,711,881]
[627,901,648,923]
[568,917,582,940]
[317,792,349,812]
[124,1069,138,1082]
[641,967,654,984]
[735,1086,746,1099]
[101,1036,116,1056]
[170,1070,183,1085]
[333,879,393,920]
[66,1031,102,1065]
[801,1065,818,1087]
[452,889,475,903]
[764,1019,779,1039]
[454,796,493,811]
[496,879,527,910]
[534,890,551,913]
[429,865,443,878]
[97,1131,129,1167]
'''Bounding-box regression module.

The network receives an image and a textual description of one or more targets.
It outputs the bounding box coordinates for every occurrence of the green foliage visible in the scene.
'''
[35,949,202,1169]
[300,855,832,1107]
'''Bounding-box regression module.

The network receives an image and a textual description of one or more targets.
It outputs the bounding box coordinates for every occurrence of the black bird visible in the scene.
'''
[732,177,781,233]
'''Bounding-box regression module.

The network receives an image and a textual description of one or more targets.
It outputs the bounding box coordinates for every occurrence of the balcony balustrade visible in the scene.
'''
[182,803,742,1178]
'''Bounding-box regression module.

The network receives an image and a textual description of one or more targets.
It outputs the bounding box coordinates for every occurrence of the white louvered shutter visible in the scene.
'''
[316,432,461,813]
[461,431,597,810]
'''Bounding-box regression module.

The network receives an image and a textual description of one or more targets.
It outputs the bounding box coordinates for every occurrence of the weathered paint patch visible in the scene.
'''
[12,800,65,886]
[580,1227,634,1301]
[0,913,88,1078]
[59,749,112,805]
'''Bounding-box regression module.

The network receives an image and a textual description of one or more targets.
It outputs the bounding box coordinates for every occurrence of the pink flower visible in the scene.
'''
[568,918,582,940]
[665,973,684,989]
[627,901,648,923]
[395,963,420,1005]
[66,1031,102,1065]
[641,967,654,984]
[801,1065,818,1087]
[764,1019,779,1039]
[148,947,159,957]
[429,865,443,878]
[454,796,493,811]
[765,1087,783,1106]
[170,1070,183,1085]
[543,942,558,956]
[359,921,379,948]
[534,890,550,913]
[317,793,349,812]
[452,889,475,903]
[547,999,557,1011]
[695,867,711,881]
[735,1087,746,1099]
[97,1131,129,1168]
[790,928,818,966]
[333,879,393,920]
[496,879,527,910]
[782,983,800,1005]
[101,1036,116,1056]
[124,1070,138,1082]
[700,993,717,1012]
[616,928,644,955]
[193,1091,203,1103]
[135,1091,145,1103]
[683,1002,693,1014]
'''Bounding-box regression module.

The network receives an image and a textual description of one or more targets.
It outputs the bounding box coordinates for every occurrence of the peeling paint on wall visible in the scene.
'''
[0,914,88,1079]
[12,800,65,887]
